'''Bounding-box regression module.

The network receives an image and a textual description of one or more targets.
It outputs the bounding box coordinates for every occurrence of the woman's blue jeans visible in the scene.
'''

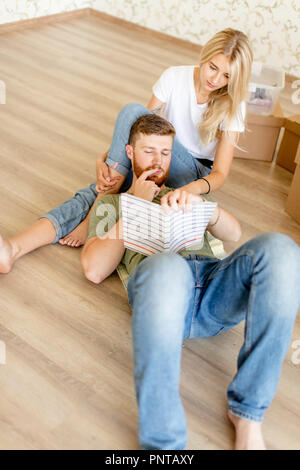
[41,103,209,243]
[127,233,300,450]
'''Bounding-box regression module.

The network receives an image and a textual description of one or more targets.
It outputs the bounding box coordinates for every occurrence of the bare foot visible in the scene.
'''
[227,410,266,450]
[0,234,16,274]
[58,218,89,247]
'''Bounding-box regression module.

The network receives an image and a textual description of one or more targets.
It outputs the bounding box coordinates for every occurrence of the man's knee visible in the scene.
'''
[252,233,300,307]
[134,252,192,288]
[255,233,299,269]
[128,253,193,323]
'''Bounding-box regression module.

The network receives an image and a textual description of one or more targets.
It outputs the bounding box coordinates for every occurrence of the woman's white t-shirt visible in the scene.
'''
[152,65,246,161]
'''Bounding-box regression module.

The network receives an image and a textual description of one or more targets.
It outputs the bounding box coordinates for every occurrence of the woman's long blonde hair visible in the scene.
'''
[198,28,253,148]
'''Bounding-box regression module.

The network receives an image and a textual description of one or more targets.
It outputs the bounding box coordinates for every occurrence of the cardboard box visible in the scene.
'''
[276,115,300,173]
[234,102,285,161]
[285,118,300,224]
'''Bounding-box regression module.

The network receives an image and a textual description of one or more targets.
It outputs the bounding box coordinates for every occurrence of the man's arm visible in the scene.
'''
[82,168,161,285]
[206,206,241,242]
[81,219,125,284]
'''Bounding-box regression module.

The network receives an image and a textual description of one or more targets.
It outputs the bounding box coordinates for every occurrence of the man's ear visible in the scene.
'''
[126,144,133,162]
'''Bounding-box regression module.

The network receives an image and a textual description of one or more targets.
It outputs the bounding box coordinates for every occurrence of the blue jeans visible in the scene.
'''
[41,103,209,243]
[127,233,300,450]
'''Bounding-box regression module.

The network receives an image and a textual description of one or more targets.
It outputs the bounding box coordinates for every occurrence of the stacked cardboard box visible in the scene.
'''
[234,102,284,161]
[283,115,300,224]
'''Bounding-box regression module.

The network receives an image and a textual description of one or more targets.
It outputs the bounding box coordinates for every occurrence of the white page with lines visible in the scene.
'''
[121,193,217,256]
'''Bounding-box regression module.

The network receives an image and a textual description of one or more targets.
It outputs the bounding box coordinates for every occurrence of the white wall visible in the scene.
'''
[1,0,299,77]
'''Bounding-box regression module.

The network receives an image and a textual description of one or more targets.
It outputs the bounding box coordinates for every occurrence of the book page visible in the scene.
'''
[121,193,217,256]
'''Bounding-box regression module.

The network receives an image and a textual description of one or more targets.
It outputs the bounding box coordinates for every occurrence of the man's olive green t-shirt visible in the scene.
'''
[88,188,216,287]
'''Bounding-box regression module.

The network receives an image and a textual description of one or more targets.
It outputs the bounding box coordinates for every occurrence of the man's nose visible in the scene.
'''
[152,152,162,165]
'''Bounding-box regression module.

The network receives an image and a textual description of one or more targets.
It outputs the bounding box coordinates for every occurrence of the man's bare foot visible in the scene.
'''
[227,410,266,450]
[0,234,17,274]
[58,218,89,247]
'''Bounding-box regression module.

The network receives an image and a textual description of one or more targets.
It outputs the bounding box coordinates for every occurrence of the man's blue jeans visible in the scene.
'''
[127,233,300,450]
[41,103,209,243]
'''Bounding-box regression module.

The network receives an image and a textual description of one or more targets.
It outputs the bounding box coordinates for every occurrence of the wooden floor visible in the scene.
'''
[0,14,299,450]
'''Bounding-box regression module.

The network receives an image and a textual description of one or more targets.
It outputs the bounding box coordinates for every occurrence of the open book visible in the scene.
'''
[121,193,217,256]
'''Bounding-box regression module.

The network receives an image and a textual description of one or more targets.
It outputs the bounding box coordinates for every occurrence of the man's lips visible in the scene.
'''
[147,167,163,176]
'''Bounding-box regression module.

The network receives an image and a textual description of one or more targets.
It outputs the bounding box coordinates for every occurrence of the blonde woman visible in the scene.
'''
[0,28,253,273]
[60,27,253,246]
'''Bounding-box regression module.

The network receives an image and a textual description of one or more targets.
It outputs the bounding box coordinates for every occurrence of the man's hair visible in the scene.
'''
[129,114,176,147]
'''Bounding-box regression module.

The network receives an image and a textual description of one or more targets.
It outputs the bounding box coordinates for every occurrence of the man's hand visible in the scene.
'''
[133,169,161,201]
[160,189,206,214]
[96,156,121,193]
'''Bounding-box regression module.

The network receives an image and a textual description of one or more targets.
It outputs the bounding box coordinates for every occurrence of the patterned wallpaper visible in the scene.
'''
[0,0,299,77]
[93,0,300,77]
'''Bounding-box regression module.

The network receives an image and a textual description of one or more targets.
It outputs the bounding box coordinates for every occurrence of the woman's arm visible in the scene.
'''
[180,131,238,195]
[146,94,166,115]
[160,189,241,242]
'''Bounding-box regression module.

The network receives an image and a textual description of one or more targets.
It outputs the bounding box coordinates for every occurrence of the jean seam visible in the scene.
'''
[106,157,130,177]
[228,406,263,423]
[205,250,256,282]
[39,214,62,244]
[41,207,89,244]
[189,261,201,337]
[201,250,257,365]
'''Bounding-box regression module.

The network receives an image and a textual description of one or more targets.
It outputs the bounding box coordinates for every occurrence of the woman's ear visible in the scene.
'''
[126,144,133,161]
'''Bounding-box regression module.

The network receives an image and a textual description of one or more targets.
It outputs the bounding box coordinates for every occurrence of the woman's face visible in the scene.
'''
[199,53,231,93]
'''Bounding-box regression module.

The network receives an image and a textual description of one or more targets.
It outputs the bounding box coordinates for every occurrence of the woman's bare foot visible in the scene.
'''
[58,218,90,247]
[0,234,17,274]
[227,410,266,450]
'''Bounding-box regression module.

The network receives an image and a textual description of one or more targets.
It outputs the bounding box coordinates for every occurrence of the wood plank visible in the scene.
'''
[0,14,299,450]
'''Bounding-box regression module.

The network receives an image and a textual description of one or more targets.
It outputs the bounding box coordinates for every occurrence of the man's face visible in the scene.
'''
[126,133,173,187]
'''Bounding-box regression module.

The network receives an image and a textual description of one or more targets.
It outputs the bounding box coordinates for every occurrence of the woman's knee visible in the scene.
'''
[73,186,97,211]
[117,102,150,122]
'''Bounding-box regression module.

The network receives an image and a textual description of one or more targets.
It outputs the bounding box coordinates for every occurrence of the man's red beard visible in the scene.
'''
[132,157,171,187]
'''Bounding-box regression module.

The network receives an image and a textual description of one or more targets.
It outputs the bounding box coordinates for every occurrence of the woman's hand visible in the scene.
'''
[96,155,121,193]
[160,189,206,214]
